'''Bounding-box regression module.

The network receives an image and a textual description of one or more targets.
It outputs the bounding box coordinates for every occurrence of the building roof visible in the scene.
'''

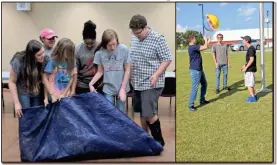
[211,28,272,42]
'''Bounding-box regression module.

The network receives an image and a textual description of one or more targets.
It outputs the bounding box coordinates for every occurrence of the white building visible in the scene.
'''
[210,28,273,45]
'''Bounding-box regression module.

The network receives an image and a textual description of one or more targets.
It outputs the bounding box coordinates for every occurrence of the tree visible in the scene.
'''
[183,30,204,46]
[176,32,185,49]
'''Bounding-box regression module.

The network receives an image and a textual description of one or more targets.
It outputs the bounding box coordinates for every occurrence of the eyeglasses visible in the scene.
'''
[132,29,144,36]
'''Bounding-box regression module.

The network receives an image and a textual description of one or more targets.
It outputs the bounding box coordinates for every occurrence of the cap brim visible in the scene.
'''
[241,36,245,40]
[45,34,58,39]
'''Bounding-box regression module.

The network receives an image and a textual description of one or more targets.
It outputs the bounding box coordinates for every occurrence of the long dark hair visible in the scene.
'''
[51,38,75,74]
[94,29,119,54]
[18,40,43,95]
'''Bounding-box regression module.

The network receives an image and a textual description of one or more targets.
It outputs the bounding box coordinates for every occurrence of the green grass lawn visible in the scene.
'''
[176,51,273,162]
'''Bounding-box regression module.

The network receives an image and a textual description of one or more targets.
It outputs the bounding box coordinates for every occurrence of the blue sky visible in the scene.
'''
[176,2,273,33]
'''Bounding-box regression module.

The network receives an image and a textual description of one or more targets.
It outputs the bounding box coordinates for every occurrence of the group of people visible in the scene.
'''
[187,33,257,111]
[8,14,172,147]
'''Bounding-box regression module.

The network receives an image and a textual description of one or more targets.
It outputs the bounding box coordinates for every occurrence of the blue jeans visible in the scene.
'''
[216,64,228,89]
[189,69,207,107]
[18,94,41,109]
[103,93,125,112]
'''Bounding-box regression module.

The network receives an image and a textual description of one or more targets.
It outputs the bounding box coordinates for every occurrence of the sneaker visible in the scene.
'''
[245,96,257,103]
[200,100,210,105]
[215,89,220,94]
[188,106,196,111]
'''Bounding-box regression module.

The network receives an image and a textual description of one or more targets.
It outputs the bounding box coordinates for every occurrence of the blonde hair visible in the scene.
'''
[51,38,75,73]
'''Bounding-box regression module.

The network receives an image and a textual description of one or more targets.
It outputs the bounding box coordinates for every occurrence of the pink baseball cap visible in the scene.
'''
[40,28,58,39]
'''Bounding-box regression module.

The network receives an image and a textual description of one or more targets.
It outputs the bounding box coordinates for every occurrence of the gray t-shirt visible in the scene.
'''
[44,46,53,57]
[93,44,131,95]
[10,52,49,95]
[75,42,99,88]
[212,44,228,65]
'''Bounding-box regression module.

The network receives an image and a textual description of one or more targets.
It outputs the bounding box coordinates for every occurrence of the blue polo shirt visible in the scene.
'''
[188,45,203,71]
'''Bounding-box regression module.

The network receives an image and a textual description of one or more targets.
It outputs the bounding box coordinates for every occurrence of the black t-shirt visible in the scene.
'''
[245,45,257,72]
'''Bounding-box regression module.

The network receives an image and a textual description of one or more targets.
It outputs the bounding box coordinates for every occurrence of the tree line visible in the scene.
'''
[176,30,204,50]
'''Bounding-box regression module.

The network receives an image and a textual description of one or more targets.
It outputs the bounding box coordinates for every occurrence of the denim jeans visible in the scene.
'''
[18,94,41,109]
[216,64,228,89]
[103,93,125,112]
[188,69,207,107]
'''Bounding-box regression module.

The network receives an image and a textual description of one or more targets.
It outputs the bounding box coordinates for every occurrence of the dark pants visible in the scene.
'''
[133,88,163,118]
[133,88,165,146]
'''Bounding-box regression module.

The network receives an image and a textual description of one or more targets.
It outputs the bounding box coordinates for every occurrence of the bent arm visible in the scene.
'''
[63,76,74,95]
[200,39,208,51]
[89,65,104,86]
[200,37,210,51]
[154,61,172,78]
[245,57,254,69]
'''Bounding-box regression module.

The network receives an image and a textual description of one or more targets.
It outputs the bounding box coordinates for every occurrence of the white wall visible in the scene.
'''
[2,3,176,71]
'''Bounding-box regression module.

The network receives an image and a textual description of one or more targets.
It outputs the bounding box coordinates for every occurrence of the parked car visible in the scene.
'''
[230,39,261,51]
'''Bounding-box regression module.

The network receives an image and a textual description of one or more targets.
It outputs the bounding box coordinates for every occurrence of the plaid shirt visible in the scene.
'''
[130,28,172,91]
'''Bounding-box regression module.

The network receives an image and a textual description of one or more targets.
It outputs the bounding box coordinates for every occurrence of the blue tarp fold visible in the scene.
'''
[19,92,163,162]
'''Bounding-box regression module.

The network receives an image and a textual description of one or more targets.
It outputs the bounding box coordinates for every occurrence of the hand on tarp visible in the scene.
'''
[44,98,49,105]
[51,93,59,103]
[59,93,66,101]
[68,89,76,97]
[89,84,98,93]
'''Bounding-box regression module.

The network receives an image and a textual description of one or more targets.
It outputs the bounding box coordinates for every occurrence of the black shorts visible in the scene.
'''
[133,88,163,118]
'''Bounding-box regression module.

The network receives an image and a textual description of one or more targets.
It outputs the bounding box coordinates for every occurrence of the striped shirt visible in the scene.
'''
[130,28,172,91]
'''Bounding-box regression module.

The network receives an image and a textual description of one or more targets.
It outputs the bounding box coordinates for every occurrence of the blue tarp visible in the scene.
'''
[19,92,163,162]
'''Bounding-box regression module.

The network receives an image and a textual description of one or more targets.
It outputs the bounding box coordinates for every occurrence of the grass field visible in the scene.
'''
[176,50,273,162]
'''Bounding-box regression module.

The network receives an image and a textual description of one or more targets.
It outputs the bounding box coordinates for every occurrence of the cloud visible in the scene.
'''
[176,24,204,33]
[218,27,231,31]
[196,24,201,29]
[220,3,228,7]
[176,24,188,32]
[237,5,257,16]
[176,7,180,11]
[245,17,252,21]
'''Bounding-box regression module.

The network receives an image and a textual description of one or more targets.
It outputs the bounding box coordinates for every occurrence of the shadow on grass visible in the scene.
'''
[195,80,261,109]
[256,84,273,99]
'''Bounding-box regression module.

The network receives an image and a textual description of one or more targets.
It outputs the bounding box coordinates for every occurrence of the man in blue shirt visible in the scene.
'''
[187,34,210,111]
